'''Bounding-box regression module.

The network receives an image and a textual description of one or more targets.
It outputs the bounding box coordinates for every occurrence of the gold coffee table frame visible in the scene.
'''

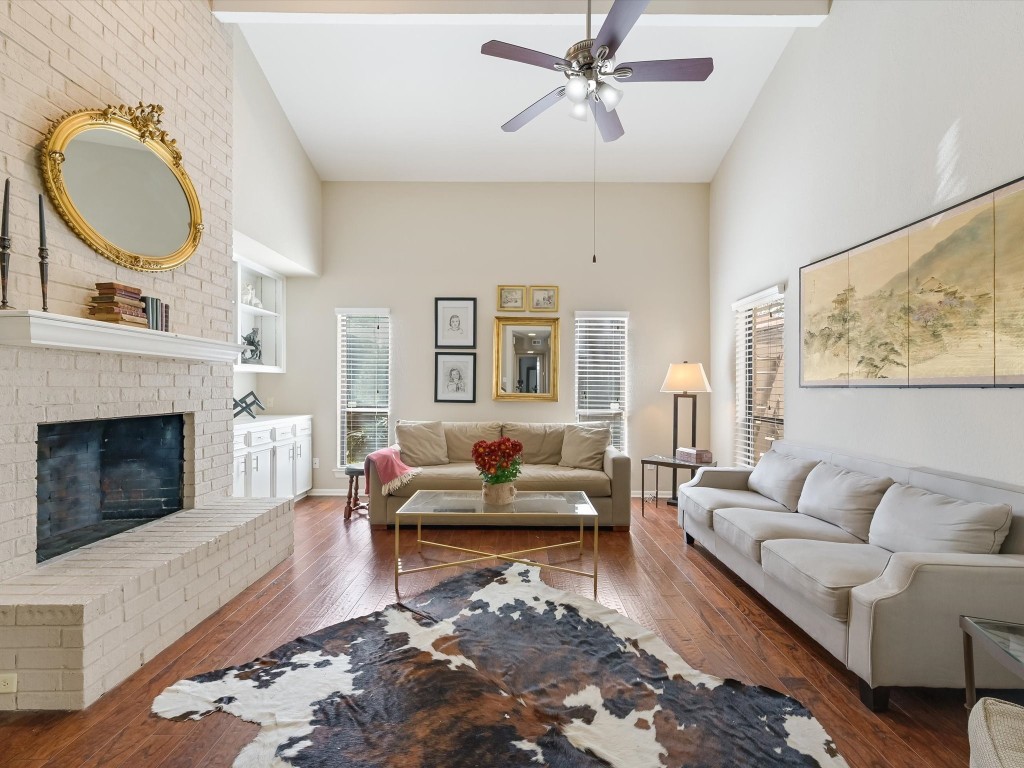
[394,490,599,599]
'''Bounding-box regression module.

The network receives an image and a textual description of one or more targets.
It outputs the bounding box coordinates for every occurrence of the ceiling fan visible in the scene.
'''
[481,0,713,142]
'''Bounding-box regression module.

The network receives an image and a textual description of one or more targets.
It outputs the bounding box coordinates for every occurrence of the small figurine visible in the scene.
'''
[241,327,262,363]
[241,283,263,309]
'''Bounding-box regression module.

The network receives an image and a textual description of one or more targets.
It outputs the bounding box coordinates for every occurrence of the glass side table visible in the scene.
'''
[960,615,1024,708]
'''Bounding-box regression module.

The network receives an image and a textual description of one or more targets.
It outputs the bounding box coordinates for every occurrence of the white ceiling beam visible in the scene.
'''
[212,0,830,27]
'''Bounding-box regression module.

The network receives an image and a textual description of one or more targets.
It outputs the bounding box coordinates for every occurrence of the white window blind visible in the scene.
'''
[574,312,628,451]
[337,309,391,467]
[733,289,785,467]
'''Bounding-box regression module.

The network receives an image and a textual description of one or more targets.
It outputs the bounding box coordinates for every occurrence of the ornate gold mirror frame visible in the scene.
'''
[41,103,203,272]
[493,316,560,402]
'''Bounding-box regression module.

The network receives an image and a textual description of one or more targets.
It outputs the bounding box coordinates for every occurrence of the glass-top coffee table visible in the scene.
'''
[395,490,599,599]
[960,615,1024,707]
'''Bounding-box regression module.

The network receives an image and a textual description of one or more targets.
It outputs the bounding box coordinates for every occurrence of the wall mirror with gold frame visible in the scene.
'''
[493,316,559,401]
[41,103,203,272]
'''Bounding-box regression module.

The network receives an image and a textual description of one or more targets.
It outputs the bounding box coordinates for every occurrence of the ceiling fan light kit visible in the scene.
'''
[481,0,714,142]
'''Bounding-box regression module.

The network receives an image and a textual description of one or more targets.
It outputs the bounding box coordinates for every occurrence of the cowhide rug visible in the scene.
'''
[153,565,848,768]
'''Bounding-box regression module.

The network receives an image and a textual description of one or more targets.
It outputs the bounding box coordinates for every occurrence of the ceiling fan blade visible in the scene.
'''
[614,57,714,82]
[482,40,570,71]
[592,0,651,61]
[590,99,625,142]
[501,87,567,133]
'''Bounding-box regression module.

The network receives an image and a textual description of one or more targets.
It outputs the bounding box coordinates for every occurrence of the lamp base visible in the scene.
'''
[667,497,678,507]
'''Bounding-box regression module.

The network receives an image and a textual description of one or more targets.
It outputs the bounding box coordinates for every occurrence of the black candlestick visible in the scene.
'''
[0,233,11,310]
[37,247,48,312]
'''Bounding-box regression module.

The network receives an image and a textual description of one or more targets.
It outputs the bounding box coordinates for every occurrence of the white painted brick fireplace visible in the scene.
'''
[0,0,294,710]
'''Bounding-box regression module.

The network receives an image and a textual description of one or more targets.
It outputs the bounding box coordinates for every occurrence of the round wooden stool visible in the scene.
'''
[344,463,369,520]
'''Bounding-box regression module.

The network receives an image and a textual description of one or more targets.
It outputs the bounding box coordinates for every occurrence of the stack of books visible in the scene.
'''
[88,282,148,327]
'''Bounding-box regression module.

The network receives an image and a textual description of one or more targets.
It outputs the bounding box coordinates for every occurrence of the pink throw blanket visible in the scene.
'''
[364,447,421,496]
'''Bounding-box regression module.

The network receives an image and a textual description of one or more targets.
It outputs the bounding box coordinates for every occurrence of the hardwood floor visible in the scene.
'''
[0,496,973,767]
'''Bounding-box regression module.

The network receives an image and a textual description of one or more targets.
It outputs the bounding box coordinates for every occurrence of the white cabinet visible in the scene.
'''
[234,255,285,373]
[232,416,313,500]
[295,434,313,495]
[248,446,273,497]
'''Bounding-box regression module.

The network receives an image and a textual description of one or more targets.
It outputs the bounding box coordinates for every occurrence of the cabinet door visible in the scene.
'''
[249,447,273,498]
[232,452,247,497]
[295,434,313,495]
[273,442,295,499]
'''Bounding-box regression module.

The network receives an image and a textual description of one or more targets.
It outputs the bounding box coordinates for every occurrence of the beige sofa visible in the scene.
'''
[679,440,1024,711]
[367,421,631,529]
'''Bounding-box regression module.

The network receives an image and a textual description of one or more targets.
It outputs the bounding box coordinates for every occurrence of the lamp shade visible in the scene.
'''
[660,362,711,393]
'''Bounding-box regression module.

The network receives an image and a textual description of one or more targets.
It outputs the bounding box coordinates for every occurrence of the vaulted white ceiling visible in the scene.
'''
[220,1,825,182]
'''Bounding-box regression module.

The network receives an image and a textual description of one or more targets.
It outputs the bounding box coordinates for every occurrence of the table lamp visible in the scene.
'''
[660,362,711,506]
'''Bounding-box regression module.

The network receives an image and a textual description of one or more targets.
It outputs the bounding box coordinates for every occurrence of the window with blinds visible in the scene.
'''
[336,309,391,467]
[574,312,628,451]
[733,289,785,467]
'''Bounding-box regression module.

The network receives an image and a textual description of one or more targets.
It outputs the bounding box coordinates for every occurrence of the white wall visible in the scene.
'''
[232,27,322,277]
[256,182,710,494]
[709,0,1024,483]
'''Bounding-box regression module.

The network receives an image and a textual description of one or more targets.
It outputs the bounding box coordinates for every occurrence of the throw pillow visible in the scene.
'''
[868,483,1013,554]
[503,423,565,465]
[559,424,610,471]
[747,451,819,511]
[798,462,894,540]
[396,421,449,467]
[444,422,501,463]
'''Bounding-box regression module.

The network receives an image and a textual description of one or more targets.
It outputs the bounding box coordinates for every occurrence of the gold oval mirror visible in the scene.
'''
[41,104,203,272]
[493,316,559,401]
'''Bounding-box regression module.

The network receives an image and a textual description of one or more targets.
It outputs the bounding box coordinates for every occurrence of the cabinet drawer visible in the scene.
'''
[295,419,312,436]
[233,433,247,452]
[247,428,273,447]
[271,424,295,441]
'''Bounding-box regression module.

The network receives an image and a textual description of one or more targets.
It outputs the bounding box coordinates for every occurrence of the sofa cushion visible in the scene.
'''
[713,507,862,563]
[503,423,565,465]
[969,697,1024,768]
[515,464,611,496]
[389,462,612,498]
[761,540,891,620]
[681,488,789,530]
[798,462,894,541]
[748,451,819,511]
[868,483,1013,554]
[444,421,501,463]
[559,425,610,471]
[397,421,448,466]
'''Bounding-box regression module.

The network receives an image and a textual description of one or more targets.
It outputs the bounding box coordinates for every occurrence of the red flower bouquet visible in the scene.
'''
[471,437,524,486]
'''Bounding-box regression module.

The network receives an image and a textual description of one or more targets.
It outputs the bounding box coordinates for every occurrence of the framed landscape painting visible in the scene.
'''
[435,297,476,349]
[800,252,850,386]
[497,285,526,312]
[529,285,559,312]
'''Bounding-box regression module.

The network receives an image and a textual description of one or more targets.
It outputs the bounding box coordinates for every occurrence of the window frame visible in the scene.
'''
[336,308,391,469]
[573,311,629,452]
[733,287,785,467]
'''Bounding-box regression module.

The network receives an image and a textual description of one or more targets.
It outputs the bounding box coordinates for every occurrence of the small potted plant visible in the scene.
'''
[472,436,524,505]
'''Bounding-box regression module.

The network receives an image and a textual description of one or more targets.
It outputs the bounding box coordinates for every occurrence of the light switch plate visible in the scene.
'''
[0,673,17,693]
[312,458,319,469]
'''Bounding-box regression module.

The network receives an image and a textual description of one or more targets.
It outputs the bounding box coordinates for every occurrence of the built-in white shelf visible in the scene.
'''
[238,304,279,319]
[0,310,242,362]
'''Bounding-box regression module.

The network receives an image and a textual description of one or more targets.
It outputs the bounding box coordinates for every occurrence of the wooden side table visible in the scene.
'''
[640,454,716,517]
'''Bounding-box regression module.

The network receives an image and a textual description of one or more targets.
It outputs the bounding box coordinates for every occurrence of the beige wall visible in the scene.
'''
[232,27,322,278]
[709,0,1024,482]
[255,181,710,494]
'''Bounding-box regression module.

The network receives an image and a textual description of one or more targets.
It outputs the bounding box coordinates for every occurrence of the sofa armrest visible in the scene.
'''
[604,446,631,528]
[365,443,400,527]
[681,467,752,491]
[847,552,1024,688]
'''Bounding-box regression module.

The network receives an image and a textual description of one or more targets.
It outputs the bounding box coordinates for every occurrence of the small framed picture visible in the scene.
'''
[497,285,526,312]
[529,285,559,312]
[435,352,476,403]
[435,297,476,349]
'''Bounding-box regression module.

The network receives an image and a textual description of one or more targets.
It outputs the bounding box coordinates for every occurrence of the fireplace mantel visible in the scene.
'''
[0,310,241,362]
